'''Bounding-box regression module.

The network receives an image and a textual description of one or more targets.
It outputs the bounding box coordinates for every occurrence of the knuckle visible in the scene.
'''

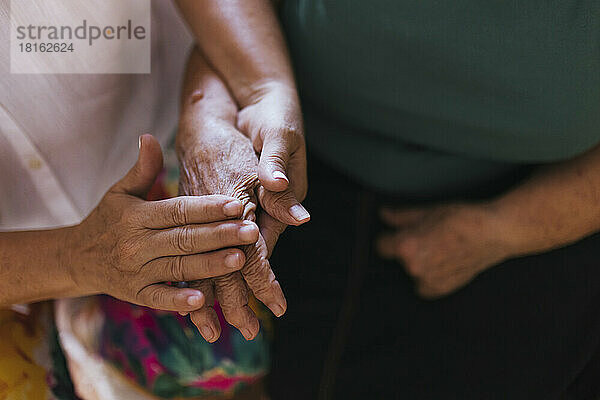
[115,237,138,264]
[271,191,294,207]
[188,278,212,294]
[214,274,248,307]
[222,310,244,328]
[171,198,188,226]
[190,310,208,326]
[242,256,270,285]
[216,223,236,243]
[262,191,293,214]
[174,226,196,253]
[281,124,303,141]
[119,206,137,226]
[150,288,165,307]
[267,152,287,168]
[167,256,186,282]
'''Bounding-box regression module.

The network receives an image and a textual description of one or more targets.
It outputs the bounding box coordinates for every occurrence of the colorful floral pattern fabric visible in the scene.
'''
[98,297,271,398]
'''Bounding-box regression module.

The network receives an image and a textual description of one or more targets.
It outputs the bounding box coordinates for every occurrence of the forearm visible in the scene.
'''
[176,48,240,157]
[175,0,295,106]
[491,143,600,257]
[0,226,83,306]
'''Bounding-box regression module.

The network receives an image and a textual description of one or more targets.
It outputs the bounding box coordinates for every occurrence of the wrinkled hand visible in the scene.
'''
[237,81,309,254]
[178,121,293,342]
[376,203,510,298]
[69,135,255,312]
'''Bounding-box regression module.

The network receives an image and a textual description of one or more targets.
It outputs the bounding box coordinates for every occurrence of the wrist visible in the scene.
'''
[479,199,540,260]
[59,223,95,297]
[236,78,297,109]
[177,124,246,168]
[455,201,520,263]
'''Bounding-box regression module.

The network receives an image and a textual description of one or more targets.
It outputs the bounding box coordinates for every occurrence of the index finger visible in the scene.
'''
[140,195,243,228]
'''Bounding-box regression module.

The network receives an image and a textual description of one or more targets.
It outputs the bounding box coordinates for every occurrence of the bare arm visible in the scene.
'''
[493,143,600,256]
[378,142,600,298]
[175,0,295,106]
[0,227,83,305]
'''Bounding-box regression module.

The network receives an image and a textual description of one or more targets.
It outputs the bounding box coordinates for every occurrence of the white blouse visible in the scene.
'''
[0,0,193,230]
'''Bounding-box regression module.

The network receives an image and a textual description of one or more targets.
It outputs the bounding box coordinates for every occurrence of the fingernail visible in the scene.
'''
[239,222,258,241]
[138,135,142,150]
[178,311,188,316]
[289,204,310,222]
[225,252,243,269]
[187,294,203,307]
[223,200,242,217]
[241,328,254,340]
[272,171,289,183]
[200,325,214,342]
[268,302,285,317]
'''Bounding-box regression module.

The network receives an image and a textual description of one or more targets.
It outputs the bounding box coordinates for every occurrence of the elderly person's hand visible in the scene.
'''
[178,121,286,342]
[176,49,309,342]
[376,203,509,298]
[69,135,259,311]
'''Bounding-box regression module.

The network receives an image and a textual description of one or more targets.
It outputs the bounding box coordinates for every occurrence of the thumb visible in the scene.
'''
[257,185,310,226]
[258,132,293,192]
[112,134,163,198]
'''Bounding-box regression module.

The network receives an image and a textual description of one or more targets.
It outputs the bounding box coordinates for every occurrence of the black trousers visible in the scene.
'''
[268,153,600,400]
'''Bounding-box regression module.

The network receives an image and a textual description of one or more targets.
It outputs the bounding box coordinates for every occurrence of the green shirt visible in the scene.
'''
[281,0,600,197]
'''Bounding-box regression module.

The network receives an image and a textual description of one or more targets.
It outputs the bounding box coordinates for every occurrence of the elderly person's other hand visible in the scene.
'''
[176,49,309,342]
[376,203,509,299]
[69,134,259,311]
[178,120,285,342]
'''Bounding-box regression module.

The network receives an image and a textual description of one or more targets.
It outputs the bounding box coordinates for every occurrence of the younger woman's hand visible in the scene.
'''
[68,135,258,312]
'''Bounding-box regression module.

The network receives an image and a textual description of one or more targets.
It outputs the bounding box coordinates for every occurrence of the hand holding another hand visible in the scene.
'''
[68,135,257,312]
[175,49,310,342]
[177,119,302,342]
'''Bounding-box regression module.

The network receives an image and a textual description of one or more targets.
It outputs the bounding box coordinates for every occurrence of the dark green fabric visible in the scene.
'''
[281,0,600,196]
